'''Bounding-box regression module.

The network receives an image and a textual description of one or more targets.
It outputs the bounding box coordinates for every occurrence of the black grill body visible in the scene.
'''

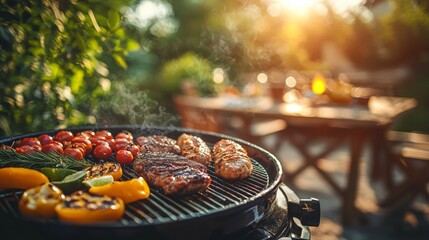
[0,125,319,240]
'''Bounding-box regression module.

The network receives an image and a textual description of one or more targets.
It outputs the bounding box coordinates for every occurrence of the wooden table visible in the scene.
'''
[174,95,417,226]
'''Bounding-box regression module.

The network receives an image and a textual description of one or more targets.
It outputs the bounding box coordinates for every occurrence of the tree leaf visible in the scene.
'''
[113,54,127,69]
[48,63,60,79]
[108,10,120,29]
[70,69,84,93]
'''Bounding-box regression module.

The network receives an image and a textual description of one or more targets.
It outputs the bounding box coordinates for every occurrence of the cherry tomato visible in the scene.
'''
[15,145,36,154]
[68,143,86,155]
[113,138,130,151]
[115,137,132,144]
[128,144,140,157]
[0,144,14,150]
[37,134,53,145]
[89,137,109,148]
[115,131,133,142]
[75,130,95,139]
[95,130,113,140]
[54,131,74,143]
[16,137,41,148]
[64,147,84,160]
[115,150,134,165]
[107,140,117,152]
[42,142,64,155]
[105,138,116,149]
[71,138,92,155]
[15,148,26,154]
[32,144,42,151]
[50,141,64,148]
[93,145,112,160]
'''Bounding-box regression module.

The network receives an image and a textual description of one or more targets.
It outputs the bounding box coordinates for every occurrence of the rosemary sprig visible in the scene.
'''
[0,149,91,170]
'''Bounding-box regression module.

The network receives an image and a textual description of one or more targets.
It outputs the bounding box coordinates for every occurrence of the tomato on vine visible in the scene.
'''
[71,138,92,155]
[93,145,112,160]
[54,131,74,143]
[16,145,37,154]
[115,131,133,142]
[128,145,140,157]
[115,150,134,165]
[38,134,53,145]
[95,130,113,140]
[113,138,130,151]
[64,147,84,160]
[42,142,64,155]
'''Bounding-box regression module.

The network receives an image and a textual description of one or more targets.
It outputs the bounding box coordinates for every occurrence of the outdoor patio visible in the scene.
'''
[269,135,429,239]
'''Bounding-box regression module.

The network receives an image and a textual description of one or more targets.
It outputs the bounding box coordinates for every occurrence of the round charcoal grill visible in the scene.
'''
[0,125,319,240]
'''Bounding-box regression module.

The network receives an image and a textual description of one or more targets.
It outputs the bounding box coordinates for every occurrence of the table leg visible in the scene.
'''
[342,129,366,226]
[370,127,390,183]
[370,129,382,180]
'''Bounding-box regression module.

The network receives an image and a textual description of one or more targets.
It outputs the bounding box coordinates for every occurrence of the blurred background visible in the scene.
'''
[1,0,428,136]
[1,0,429,239]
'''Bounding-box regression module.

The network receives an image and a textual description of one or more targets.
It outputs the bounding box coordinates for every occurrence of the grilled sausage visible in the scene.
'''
[213,139,252,180]
[177,133,212,166]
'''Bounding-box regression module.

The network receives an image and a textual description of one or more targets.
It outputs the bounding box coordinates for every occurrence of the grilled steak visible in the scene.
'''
[133,152,211,195]
[177,133,212,166]
[135,135,181,155]
[213,139,253,180]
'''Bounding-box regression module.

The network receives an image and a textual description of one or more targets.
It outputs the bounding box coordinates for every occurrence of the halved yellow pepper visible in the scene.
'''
[19,183,64,219]
[55,191,125,224]
[89,177,150,204]
[0,167,49,190]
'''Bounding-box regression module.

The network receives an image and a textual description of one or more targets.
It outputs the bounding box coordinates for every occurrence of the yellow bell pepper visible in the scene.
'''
[0,167,49,190]
[55,191,125,224]
[89,177,150,204]
[19,183,64,219]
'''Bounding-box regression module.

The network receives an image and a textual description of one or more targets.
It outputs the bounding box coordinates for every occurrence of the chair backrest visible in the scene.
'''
[173,96,222,132]
[387,131,429,144]
[388,130,429,162]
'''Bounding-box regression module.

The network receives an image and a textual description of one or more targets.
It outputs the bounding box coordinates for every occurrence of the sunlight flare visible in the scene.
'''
[278,0,319,15]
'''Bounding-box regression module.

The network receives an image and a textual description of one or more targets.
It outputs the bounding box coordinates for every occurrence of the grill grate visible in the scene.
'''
[0,125,281,237]
[0,158,269,226]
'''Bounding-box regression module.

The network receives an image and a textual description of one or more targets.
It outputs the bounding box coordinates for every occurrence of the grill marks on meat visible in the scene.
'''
[136,135,181,155]
[177,133,212,166]
[213,139,253,180]
[132,134,252,194]
[133,152,211,196]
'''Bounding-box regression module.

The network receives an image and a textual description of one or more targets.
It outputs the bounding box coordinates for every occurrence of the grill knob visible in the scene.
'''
[299,198,320,227]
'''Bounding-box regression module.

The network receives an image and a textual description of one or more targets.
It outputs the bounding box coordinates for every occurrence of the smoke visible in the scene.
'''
[93,83,178,128]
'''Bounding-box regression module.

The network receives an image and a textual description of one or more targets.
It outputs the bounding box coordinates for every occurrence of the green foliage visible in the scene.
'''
[159,52,216,96]
[0,0,137,137]
[378,0,429,67]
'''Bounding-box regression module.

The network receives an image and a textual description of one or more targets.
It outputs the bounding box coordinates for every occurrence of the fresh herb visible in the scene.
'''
[0,149,91,170]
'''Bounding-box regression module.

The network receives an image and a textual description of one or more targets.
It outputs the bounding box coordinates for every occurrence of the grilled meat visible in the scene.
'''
[177,133,212,166]
[213,139,253,180]
[135,135,181,155]
[133,152,211,196]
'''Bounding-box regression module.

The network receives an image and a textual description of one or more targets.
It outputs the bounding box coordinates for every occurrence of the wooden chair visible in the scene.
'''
[379,131,429,210]
[173,96,223,133]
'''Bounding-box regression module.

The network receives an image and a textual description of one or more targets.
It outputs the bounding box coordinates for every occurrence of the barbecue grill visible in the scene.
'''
[0,125,320,240]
